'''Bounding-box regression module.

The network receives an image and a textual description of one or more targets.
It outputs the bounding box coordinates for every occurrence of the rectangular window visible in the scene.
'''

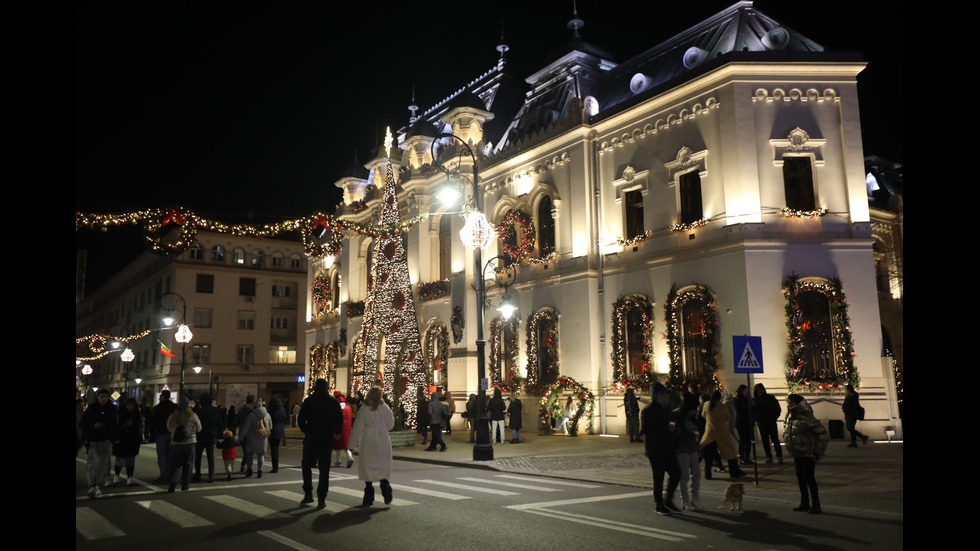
[192,344,211,364]
[238,310,255,330]
[236,345,253,364]
[679,171,704,225]
[271,255,284,268]
[624,189,644,239]
[271,317,289,329]
[272,285,291,297]
[196,274,214,294]
[783,157,816,211]
[193,308,213,328]
[270,345,296,364]
[290,256,302,269]
[239,277,256,297]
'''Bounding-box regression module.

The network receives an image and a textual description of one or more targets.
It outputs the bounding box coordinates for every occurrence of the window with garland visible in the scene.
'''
[424,321,450,388]
[783,275,857,392]
[681,299,709,378]
[796,290,835,379]
[490,316,520,390]
[526,308,559,391]
[665,284,720,388]
[610,294,655,388]
[626,308,649,378]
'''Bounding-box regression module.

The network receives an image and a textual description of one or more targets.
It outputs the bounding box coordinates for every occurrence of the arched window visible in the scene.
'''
[665,284,720,387]
[537,196,555,257]
[212,245,225,262]
[439,215,452,279]
[251,249,263,267]
[232,248,245,264]
[525,308,559,388]
[271,252,284,268]
[490,317,519,390]
[681,300,708,377]
[189,243,204,260]
[610,294,654,384]
[796,291,834,378]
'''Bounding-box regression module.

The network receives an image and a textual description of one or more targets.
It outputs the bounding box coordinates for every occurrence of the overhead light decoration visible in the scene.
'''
[175,324,194,343]
[120,348,135,363]
[459,211,495,250]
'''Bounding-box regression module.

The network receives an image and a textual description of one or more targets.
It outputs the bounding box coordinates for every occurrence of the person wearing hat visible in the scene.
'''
[79,388,117,499]
[166,395,202,492]
[641,383,681,515]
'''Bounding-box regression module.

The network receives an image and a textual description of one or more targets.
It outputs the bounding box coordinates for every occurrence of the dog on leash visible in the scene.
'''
[722,483,745,512]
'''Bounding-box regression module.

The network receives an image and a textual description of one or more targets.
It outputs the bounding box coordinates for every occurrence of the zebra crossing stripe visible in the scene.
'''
[257,530,320,551]
[204,495,290,519]
[135,500,215,527]
[456,477,562,492]
[415,479,520,496]
[388,483,470,500]
[327,485,418,505]
[76,507,125,540]
[266,490,348,513]
[494,474,601,488]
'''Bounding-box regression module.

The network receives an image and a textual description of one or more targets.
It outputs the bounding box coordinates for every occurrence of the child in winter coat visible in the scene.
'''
[220,430,239,481]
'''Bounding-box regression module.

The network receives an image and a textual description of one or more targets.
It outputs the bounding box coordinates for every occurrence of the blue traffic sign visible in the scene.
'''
[733,336,764,374]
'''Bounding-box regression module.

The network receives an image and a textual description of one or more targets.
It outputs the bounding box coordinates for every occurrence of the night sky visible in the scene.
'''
[76,1,902,294]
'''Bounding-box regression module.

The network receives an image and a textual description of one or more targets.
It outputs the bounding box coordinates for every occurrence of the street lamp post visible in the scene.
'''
[433,133,496,461]
[162,292,193,399]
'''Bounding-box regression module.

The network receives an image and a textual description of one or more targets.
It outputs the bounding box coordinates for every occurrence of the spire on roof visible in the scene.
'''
[408,84,419,125]
[497,20,509,67]
[568,0,584,39]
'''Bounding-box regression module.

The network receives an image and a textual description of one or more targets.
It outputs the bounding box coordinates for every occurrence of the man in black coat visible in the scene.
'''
[194,393,222,482]
[298,379,343,509]
[151,389,177,483]
[842,384,869,447]
[641,383,681,515]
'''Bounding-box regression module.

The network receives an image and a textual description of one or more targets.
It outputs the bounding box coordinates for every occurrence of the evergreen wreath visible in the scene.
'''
[424,322,450,388]
[537,376,595,436]
[312,276,330,311]
[783,274,859,393]
[664,284,721,389]
[497,210,536,261]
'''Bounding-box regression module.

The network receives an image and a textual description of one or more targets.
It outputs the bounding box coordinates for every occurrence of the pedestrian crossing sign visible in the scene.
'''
[732,336,764,374]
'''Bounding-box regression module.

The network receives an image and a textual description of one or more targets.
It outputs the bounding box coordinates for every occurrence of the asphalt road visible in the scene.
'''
[77,442,902,550]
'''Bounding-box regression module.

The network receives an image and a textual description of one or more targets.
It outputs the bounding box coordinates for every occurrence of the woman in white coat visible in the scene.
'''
[240,399,272,478]
[348,386,394,506]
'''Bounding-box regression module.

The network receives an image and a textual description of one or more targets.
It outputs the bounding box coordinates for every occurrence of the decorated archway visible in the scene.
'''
[610,294,656,392]
[537,376,595,436]
[665,284,721,389]
[525,308,559,393]
[783,274,858,393]
[307,342,337,396]
[489,316,520,392]
[423,320,450,389]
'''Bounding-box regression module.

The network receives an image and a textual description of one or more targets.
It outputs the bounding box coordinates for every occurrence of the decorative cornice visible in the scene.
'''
[753,87,838,103]
[598,98,719,153]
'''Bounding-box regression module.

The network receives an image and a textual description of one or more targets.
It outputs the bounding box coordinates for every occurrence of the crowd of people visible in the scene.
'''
[76,384,366,499]
[638,381,847,516]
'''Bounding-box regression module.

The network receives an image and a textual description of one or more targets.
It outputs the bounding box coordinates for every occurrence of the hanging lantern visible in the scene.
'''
[459,211,495,250]
[120,347,135,363]
[175,324,194,343]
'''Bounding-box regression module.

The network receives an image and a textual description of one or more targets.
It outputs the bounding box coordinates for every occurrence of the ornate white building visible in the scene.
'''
[305,2,902,438]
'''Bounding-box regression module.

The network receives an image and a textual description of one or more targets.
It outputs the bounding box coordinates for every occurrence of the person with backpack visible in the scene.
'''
[166,396,202,493]
[783,394,829,514]
[842,384,869,447]
[240,398,272,478]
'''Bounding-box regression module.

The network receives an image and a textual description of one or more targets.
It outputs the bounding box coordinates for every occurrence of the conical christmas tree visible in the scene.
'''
[352,130,427,428]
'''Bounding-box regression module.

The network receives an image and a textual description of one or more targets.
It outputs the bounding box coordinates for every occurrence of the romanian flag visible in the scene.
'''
[158,340,175,358]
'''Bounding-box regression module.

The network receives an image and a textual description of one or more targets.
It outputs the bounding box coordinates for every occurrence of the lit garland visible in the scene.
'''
[489,316,520,392]
[496,210,536,262]
[417,279,450,302]
[424,322,450,388]
[616,231,654,246]
[783,274,858,393]
[537,376,594,435]
[524,309,559,392]
[664,283,721,389]
[76,206,426,259]
[312,276,330,311]
[76,330,153,362]
[780,207,828,218]
[349,151,427,429]
[670,218,708,232]
[610,294,655,386]
[307,343,337,396]
[526,251,558,265]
